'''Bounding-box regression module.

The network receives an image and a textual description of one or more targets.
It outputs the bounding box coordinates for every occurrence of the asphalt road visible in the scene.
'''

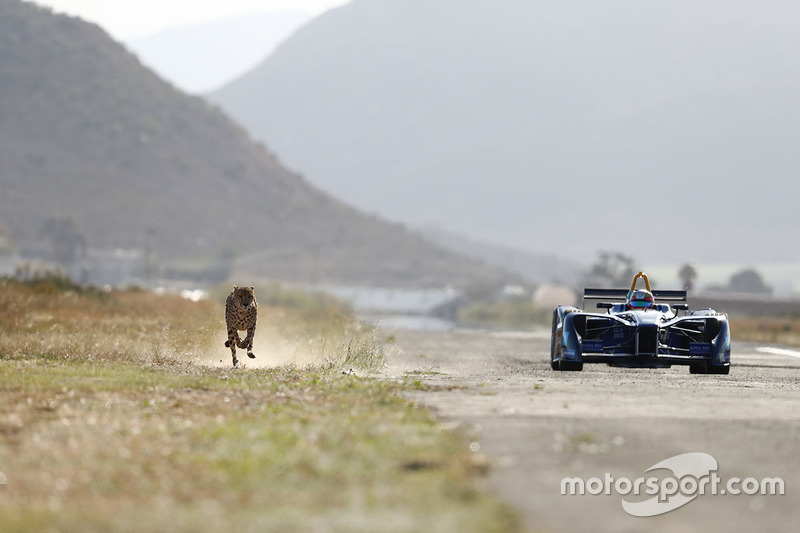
[385,327,800,532]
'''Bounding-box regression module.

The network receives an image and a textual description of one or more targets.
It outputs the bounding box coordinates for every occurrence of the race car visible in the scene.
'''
[550,272,730,374]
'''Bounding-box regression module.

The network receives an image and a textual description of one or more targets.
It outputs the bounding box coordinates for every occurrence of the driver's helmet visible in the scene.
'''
[626,289,655,309]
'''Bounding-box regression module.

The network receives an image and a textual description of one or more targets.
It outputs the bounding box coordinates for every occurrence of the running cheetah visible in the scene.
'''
[224,285,257,366]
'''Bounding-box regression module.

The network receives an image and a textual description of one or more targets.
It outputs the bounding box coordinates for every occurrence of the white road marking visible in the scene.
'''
[755,346,800,359]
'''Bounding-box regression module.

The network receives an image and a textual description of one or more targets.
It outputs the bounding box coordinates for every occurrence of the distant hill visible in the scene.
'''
[125,10,310,94]
[421,225,583,286]
[210,0,800,266]
[0,0,513,289]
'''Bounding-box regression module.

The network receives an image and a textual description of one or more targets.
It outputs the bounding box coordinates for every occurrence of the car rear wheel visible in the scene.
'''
[689,363,705,374]
[558,360,584,371]
[550,310,559,370]
[690,362,730,375]
[551,309,584,371]
[708,364,730,375]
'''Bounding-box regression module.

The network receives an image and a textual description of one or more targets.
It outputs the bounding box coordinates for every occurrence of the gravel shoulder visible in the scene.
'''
[384,327,800,532]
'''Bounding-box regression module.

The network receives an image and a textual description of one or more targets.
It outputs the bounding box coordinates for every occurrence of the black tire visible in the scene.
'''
[551,309,584,371]
[690,362,730,375]
[559,360,584,371]
[550,310,559,370]
[689,362,707,374]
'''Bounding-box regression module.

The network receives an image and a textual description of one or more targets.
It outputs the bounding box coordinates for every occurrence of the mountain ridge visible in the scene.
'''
[124,10,311,93]
[210,0,800,265]
[0,0,512,289]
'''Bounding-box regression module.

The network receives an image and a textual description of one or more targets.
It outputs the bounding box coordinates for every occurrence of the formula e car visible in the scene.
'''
[550,272,730,374]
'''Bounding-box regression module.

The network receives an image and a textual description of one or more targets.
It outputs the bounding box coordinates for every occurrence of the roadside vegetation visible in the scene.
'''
[458,298,550,330]
[0,276,518,532]
[730,316,800,347]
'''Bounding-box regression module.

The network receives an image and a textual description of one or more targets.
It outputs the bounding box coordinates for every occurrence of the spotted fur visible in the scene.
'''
[224,285,257,366]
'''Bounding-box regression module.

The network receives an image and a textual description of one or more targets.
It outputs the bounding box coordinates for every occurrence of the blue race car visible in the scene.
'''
[550,272,730,374]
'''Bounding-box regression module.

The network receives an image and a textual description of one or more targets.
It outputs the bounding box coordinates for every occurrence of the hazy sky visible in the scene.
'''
[23,0,350,38]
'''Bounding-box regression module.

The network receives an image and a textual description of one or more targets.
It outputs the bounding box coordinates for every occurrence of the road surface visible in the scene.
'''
[385,327,800,532]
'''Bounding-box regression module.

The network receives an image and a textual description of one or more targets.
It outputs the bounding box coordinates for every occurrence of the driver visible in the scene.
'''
[626,289,655,310]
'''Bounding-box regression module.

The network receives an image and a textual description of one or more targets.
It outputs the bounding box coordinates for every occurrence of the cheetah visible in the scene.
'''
[224,285,257,367]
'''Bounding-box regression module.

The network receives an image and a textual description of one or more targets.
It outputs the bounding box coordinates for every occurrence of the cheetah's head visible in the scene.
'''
[231,285,255,307]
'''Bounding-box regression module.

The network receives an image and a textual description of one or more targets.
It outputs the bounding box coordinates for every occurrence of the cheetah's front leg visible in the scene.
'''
[225,327,241,366]
[243,326,256,359]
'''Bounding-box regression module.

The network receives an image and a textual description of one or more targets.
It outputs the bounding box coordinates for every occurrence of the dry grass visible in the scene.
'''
[730,315,800,347]
[0,280,518,532]
[0,283,215,366]
[458,299,550,329]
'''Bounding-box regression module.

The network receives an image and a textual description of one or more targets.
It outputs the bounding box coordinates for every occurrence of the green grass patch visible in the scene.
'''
[0,280,519,532]
[0,361,517,532]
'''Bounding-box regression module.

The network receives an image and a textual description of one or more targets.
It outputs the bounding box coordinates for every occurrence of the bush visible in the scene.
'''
[3,269,102,297]
[458,299,550,329]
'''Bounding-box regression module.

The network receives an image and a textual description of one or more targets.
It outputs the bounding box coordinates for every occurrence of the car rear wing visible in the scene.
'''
[583,288,688,302]
[583,288,688,310]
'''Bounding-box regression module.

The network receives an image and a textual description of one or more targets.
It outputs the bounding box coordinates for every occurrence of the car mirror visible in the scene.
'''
[596,302,613,313]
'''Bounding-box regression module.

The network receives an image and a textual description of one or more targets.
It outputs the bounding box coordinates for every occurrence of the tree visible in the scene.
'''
[678,263,698,291]
[728,268,772,294]
[586,252,637,287]
[0,221,15,255]
[38,217,87,268]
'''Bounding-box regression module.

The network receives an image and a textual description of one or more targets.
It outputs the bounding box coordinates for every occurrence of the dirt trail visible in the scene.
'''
[385,327,800,532]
